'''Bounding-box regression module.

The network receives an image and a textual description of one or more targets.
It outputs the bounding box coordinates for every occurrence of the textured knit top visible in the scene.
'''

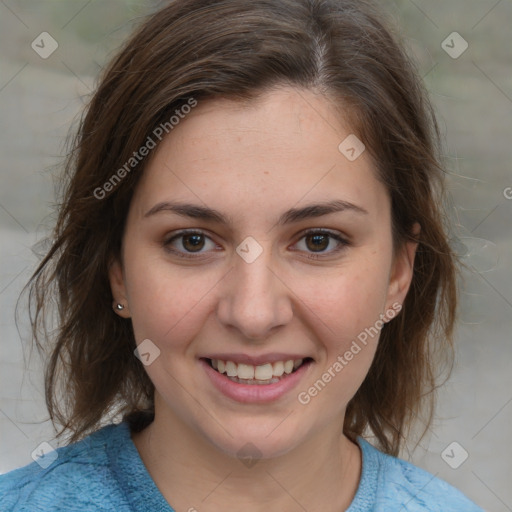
[0,421,484,511]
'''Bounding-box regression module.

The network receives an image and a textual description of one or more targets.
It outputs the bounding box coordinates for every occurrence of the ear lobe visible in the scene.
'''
[108,258,131,318]
[386,223,420,309]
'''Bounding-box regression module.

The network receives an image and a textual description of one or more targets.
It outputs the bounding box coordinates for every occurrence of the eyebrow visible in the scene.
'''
[143,199,368,225]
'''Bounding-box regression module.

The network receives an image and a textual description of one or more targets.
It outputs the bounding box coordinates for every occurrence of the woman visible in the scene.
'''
[0,0,483,510]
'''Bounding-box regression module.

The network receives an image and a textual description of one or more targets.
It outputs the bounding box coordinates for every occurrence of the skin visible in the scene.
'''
[109,86,418,512]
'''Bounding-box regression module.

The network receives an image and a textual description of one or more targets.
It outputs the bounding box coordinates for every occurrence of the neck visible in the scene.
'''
[132,410,362,512]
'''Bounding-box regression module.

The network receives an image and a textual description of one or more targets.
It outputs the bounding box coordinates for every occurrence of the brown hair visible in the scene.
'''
[27,0,456,455]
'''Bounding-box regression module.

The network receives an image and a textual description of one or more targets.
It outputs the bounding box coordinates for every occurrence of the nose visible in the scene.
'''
[216,244,293,341]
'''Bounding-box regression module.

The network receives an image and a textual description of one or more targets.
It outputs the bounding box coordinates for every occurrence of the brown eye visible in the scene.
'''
[305,233,330,252]
[181,233,205,252]
[293,229,349,259]
[163,230,217,258]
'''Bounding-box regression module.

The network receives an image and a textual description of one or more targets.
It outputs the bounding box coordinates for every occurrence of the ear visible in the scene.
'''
[385,223,420,314]
[108,257,131,318]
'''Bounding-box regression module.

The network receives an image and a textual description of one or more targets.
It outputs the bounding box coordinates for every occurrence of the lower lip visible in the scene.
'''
[200,359,312,404]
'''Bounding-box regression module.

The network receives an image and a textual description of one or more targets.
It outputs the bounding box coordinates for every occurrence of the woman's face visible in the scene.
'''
[110,86,417,459]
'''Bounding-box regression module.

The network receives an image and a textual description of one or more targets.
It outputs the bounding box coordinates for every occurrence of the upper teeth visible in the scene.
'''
[211,359,303,380]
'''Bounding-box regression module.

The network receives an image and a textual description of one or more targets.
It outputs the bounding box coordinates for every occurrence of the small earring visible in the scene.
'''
[116,303,125,311]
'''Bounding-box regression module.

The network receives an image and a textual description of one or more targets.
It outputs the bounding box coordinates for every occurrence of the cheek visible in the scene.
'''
[295,266,389,412]
[296,259,392,345]
[123,250,215,345]
[291,251,392,405]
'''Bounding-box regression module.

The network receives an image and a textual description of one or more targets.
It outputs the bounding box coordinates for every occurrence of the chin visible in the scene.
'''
[203,417,308,461]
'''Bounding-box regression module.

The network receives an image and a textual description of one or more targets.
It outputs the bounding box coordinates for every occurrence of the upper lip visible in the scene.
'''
[200,353,312,366]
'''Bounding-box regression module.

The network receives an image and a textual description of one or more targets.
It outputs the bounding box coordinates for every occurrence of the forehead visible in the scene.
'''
[130,87,389,225]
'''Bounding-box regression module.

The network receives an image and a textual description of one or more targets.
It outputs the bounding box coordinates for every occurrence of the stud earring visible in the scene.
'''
[115,303,125,311]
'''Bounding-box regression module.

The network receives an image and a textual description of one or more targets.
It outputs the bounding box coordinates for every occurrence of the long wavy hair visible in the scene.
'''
[26,0,457,456]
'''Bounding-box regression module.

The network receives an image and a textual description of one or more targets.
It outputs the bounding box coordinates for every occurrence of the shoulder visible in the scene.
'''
[354,437,484,512]
[0,423,130,512]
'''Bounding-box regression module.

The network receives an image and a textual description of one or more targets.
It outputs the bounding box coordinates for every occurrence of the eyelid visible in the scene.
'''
[163,229,219,259]
[297,227,350,243]
[291,228,350,259]
[162,228,350,259]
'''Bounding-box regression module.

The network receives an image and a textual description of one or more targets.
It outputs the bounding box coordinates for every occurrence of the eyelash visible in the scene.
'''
[163,228,350,260]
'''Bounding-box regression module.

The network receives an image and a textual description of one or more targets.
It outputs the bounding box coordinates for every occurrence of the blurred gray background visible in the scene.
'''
[0,0,511,510]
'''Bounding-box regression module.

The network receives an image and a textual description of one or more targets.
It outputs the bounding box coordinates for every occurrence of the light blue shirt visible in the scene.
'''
[0,421,483,511]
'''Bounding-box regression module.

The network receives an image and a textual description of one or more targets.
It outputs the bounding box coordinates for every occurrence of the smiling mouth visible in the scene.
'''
[203,357,313,385]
